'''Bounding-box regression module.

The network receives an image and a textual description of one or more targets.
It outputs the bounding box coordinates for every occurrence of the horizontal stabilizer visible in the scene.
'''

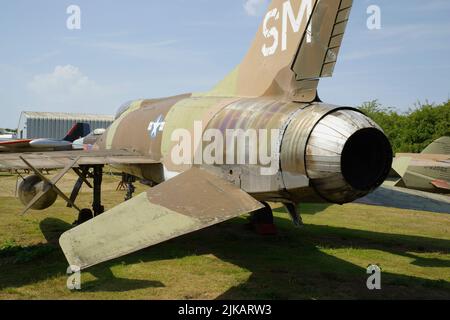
[60,167,263,269]
[356,185,450,214]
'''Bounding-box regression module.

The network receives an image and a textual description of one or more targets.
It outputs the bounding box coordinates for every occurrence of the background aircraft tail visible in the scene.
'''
[63,123,91,142]
[208,0,353,102]
[421,137,450,155]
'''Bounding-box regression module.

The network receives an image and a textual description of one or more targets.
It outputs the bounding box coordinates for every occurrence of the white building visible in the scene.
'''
[17,111,114,140]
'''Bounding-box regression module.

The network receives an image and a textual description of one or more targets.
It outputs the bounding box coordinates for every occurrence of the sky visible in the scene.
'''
[0,0,449,128]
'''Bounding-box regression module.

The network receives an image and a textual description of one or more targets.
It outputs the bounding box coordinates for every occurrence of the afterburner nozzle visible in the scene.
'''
[281,106,393,204]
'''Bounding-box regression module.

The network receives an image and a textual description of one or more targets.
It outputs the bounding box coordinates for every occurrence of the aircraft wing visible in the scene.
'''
[60,167,263,269]
[0,149,158,171]
[356,185,450,214]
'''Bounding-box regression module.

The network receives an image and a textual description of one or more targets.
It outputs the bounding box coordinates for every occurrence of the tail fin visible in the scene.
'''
[421,137,450,155]
[208,0,353,102]
[63,123,91,142]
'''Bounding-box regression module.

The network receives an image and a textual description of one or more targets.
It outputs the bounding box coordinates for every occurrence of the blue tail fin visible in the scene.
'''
[63,123,91,142]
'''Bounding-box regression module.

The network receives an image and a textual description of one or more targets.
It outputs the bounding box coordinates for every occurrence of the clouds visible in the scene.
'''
[0,0,449,129]
[28,65,100,101]
[27,50,61,65]
[64,37,182,61]
[26,65,123,115]
[244,0,268,16]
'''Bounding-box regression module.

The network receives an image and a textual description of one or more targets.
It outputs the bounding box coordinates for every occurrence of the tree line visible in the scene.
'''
[358,100,450,154]
[0,129,17,134]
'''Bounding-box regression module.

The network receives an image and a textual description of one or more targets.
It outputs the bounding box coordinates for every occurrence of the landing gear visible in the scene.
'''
[92,165,104,216]
[76,209,94,225]
[284,202,303,227]
[71,165,104,226]
[122,173,136,201]
[247,201,303,235]
[248,202,277,235]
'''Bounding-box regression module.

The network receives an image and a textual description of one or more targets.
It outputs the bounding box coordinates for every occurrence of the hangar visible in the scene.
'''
[17,111,114,139]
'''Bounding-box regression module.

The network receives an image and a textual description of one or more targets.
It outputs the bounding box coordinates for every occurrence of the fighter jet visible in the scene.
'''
[390,137,450,193]
[0,122,91,152]
[0,0,394,270]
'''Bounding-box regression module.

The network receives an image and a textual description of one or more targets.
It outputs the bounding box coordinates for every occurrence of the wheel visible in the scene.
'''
[249,202,277,235]
[73,209,94,226]
[250,202,274,224]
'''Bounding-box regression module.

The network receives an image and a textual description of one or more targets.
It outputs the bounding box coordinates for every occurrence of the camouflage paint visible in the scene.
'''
[0,1,399,270]
[393,149,450,194]
[105,100,143,150]
[60,167,263,269]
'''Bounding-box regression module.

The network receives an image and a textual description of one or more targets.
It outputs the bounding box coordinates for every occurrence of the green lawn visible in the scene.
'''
[0,173,449,300]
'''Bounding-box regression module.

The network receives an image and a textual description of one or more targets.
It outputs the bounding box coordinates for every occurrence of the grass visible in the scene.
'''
[0,172,449,300]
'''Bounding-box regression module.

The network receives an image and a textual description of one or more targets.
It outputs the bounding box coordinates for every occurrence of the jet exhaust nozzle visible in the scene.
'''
[282,106,393,204]
[305,109,393,203]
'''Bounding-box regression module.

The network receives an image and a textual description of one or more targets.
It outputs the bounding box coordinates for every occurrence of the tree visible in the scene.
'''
[359,100,450,153]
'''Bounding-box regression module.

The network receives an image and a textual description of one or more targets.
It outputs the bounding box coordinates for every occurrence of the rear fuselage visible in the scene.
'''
[95,94,393,204]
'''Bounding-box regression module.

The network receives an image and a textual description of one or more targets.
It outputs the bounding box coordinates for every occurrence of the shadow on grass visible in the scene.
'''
[0,215,449,299]
[299,203,332,215]
[0,218,164,293]
[82,268,164,293]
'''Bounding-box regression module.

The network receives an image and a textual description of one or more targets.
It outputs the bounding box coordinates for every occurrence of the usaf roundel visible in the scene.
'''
[148,115,165,139]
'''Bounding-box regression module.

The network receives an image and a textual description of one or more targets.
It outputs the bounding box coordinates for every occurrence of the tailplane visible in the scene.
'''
[208,0,353,102]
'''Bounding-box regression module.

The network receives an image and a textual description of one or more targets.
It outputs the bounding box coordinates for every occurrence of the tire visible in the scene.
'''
[76,209,94,225]
[250,202,274,224]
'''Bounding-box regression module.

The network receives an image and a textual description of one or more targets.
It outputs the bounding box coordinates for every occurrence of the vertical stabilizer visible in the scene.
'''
[208,0,353,102]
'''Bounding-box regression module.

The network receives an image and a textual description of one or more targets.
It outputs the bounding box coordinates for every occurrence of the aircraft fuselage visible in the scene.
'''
[95,94,393,205]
